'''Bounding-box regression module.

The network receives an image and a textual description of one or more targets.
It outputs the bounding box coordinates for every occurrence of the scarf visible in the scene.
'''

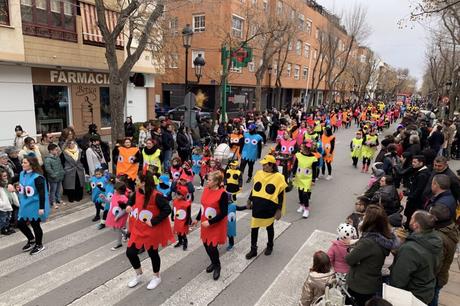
[91,144,104,161]
[65,147,79,161]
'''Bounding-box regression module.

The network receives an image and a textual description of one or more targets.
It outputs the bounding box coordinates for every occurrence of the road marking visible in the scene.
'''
[161,220,291,306]
[69,212,249,306]
[254,230,336,306]
[0,203,94,250]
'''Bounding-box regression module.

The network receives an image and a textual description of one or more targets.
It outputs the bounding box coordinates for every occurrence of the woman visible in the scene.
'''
[17,155,50,255]
[124,116,136,138]
[61,141,85,203]
[86,135,107,176]
[125,172,173,290]
[58,127,76,150]
[116,138,141,191]
[18,137,43,166]
[176,126,191,163]
[139,138,162,175]
[197,171,228,281]
[345,205,398,306]
[370,175,401,216]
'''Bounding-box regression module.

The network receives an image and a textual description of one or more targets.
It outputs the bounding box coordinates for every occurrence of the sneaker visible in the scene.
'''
[111,244,122,251]
[127,274,143,288]
[22,240,35,252]
[173,241,182,248]
[318,174,324,179]
[326,175,332,181]
[264,246,273,256]
[226,244,234,251]
[146,276,161,290]
[196,186,203,190]
[205,263,215,273]
[96,223,106,230]
[302,208,310,218]
[54,203,59,209]
[30,244,45,255]
[296,206,304,213]
[246,177,252,184]
[92,216,100,222]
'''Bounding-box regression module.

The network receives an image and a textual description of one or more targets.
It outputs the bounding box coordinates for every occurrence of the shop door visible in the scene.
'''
[126,86,147,123]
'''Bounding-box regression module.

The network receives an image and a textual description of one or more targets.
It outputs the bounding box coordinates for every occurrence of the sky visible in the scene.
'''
[316,0,431,88]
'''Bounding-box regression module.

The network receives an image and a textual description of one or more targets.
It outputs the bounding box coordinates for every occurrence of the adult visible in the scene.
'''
[58,127,76,151]
[38,132,54,159]
[390,210,443,304]
[13,125,29,150]
[85,135,107,176]
[370,175,401,216]
[176,126,192,163]
[160,122,175,172]
[246,155,287,259]
[382,144,400,177]
[198,171,228,281]
[116,138,141,191]
[425,174,457,221]
[0,152,14,179]
[428,204,459,306]
[125,172,173,290]
[428,125,444,156]
[124,116,136,138]
[61,140,85,203]
[406,134,421,157]
[404,155,430,228]
[423,156,460,202]
[19,137,43,166]
[240,124,263,183]
[4,146,22,182]
[17,155,50,255]
[345,205,398,306]
[139,138,162,175]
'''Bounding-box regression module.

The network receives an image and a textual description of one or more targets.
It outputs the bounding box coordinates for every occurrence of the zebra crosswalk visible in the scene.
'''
[0,200,335,306]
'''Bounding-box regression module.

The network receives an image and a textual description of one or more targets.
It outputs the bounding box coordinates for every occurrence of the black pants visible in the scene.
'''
[298,189,311,207]
[257,131,266,144]
[126,245,161,273]
[347,288,374,306]
[102,209,108,221]
[251,224,274,248]
[321,161,332,175]
[65,175,83,202]
[240,159,255,179]
[352,157,359,167]
[203,243,220,267]
[17,219,43,245]
[228,236,234,247]
[363,157,371,166]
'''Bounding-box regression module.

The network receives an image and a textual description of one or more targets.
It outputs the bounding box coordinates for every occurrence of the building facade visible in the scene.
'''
[0,0,162,146]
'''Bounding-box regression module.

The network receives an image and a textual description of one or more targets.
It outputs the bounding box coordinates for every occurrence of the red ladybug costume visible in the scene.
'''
[128,190,175,250]
[173,197,191,235]
[200,187,228,246]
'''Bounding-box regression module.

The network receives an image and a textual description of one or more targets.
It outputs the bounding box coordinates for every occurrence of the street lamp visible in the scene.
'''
[182,24,194,92]
[193,53,205,83]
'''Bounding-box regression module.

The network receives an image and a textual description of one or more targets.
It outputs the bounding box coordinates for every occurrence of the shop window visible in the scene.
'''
[0,0,10,25]
[33,85,70,134]
[100,87,111,128]
[20,0,77,42]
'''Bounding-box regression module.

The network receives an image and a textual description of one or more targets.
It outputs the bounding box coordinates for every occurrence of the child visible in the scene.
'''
[198,148,212,190]
[327,223,357,286]
[44,143,65,208]
[350,131,363,169]
[226,194,246,251]
[171,171,195,202]
[0,170,17,235]
[191,147,203,183]
[169,156,183,182]
[156,175,172,200]
[172,186,191,251]
[97,173,115,230]
[90,168,107,222]
[224,160,242,202]
[299,251,335,306]
[346,196,368,235]
[105,181,129,250]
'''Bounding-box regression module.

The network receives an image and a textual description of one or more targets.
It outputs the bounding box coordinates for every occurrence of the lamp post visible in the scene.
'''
[182,24,193,93]
[267,65,272,109]
[193,53,205,83]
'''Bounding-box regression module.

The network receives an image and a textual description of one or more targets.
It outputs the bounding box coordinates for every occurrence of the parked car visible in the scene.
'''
[155,104,170,117]
[167,106,212,121]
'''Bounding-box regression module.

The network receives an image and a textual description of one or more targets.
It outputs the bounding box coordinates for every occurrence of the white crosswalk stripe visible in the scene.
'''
[161,220,291,306]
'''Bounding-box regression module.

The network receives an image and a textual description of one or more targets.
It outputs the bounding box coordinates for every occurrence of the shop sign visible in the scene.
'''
[50,70,110,85]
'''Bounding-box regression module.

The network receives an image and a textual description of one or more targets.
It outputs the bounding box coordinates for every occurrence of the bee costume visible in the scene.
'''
[246,155,287,260]
[224,161,242,201]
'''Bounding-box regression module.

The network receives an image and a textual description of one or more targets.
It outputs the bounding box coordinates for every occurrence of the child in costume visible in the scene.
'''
[198,148,212,190]
[224,160,242,202]
[96,173,115,230]
[240,124,263,183]
[229,128,243,159]
[327,223,357,286]
[105,181,129,250]
[350,131,364,168]
[172,186,192,251]
[321,126,335,180]
[171,170,195,203]
[226,194,246,251]
[169,156,183,182]
[90,168,107,223]
[361,128,379,173]
[191,147,203,180]
[156,174,172,200]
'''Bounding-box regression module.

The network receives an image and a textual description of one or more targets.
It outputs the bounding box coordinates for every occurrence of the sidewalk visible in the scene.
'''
[439,249,460,306]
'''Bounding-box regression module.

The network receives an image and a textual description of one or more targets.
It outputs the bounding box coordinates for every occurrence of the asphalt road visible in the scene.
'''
[0,124,383,306]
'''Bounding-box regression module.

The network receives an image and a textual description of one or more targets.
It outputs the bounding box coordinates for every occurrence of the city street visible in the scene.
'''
[0,125,373,306]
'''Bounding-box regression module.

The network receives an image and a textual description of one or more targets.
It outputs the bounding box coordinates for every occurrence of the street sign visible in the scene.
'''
[184,92,196,110]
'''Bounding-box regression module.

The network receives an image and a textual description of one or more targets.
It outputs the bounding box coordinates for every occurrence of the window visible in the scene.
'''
[315,27,320,39]
[263,0,268,11]
[286,63,291,77]
[302,67,309,80]
[250,24,258,37]
[100,87,111,128]
[0,0,10,25]
[193,15,205,32]
[304,43,310,58]
[81,2,123,47]
[33,85,70,134]
[294,65,300,80]
[230,61,242,73]
[169,17,178,34]
[232,15,244,38]
[297,13,304,31]
[168,53,179,68]
[273,61,278,75]
[276,1,283,15]
[296,40,302,55]
[21,0,77,42]
[248,60,255,72]
[191,50,205,67]
[306,20,312,34]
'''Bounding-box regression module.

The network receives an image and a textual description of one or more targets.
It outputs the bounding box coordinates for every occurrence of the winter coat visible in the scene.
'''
[14,131,28,150]
[327,240,350,273]
[405,166,430,214]
[44,155,65,182]
[61,150,85,190]
[425,190,457,221]
[86,147,107,177]
[299,270,335,306]
[371,185,401,215]
[423,166,460,202]
[19,146,43,166]
[176,131,191,152]
[0,187,18,212]
[124,122,136,138]
[161,128,175,151]
[390,230,443,304]
[428,130,444,153]
[346,232,397,295]
[435,222,459,287]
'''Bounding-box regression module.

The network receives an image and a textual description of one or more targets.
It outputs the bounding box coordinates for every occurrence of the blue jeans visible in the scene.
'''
[163,149,173,173]
[0,211,11,230]
[429,285,442,306]
[49,181,62,204]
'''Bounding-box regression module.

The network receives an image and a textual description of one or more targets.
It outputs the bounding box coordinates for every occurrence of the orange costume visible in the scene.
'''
[229,133,243,159]
[117,147,140,180]
[330,114,338,127]
[200,187,228,246]
[321,134,336,163]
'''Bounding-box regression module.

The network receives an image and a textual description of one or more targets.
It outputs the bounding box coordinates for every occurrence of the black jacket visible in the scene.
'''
[176,131,191,152]
[406,166,431,210]
[423,167,460,202]
[161,127,174,151]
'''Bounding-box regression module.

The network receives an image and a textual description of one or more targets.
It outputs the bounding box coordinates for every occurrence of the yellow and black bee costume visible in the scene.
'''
[225,161,242,202]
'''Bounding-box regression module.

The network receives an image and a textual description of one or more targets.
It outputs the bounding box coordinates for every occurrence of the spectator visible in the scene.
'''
[345,205,398,306]
[124,116,136,138]
[365,297,392,306]
[61,140,85,203]
[19,137,43,166]
[138,122,150,148]
[0,169,17,235]
[161,123,175,171]
[404,155,430,228]
[38,132,54,159]
[139,138,162,175]
[370,175,401,216]
[44,144,65,208]
[390,210,443,304]
[382,144,400,177]
[428,204,459,306]
[4,146,22,183]
[85,135,108,177]
[406,134,421,156]
[176,126,191,163]
[0,152,14,179]
[425,174,457,220]
[13,125,28,150]
[423,156,460,202]
[428,125,444,156]
[58,127,77,150]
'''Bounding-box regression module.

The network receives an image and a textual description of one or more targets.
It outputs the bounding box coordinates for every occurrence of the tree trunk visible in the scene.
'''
[255,74,263,112]
[109,74,128,143]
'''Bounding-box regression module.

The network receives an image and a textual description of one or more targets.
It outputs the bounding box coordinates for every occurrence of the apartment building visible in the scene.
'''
[158,0,358,113]
[0,0,162,146]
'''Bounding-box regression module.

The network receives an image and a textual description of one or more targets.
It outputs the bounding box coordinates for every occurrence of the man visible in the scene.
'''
[428,125,444,156]
[13,125,28,150]
[404,155,431,228]
[240,124,263,183]
[390,210,443,304]
[423,156,460,202]
[38,131,54,159]
[428,205,459,306]
[425,174,457,221]
[160,121,174,171]
[246,154,287,259]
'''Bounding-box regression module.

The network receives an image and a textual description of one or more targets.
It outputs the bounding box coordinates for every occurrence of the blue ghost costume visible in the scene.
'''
[90,176,107,205]
[103,182,114,212]
[227,202,237,238]
[157,174,172,200]
[18,171,50,221]
[241,132,263,162]
[191,154,202,175]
